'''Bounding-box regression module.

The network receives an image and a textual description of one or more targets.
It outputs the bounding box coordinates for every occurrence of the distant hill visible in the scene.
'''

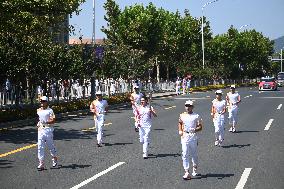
[273,36,284,53]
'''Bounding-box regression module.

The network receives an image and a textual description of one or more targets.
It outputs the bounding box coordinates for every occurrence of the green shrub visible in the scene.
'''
[0,93,130,123]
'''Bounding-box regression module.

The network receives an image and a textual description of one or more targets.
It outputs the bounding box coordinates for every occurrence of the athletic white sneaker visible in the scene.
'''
[143,153,148,159]
[52,158,58,167]
[232,128,236,133]
[229,127,233,132]
[37,162,44,170]
[215,140,219,146]
[192,168,198,176]
[183,172,191,180]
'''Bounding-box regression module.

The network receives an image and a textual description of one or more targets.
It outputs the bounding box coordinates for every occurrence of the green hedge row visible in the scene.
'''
[0,93,131,123]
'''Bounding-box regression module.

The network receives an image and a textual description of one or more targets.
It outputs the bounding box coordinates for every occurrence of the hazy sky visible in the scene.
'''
[70,0,284,40]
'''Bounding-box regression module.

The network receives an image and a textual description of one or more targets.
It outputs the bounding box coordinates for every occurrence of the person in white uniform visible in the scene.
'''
[137,96,157,159]
[90,91,109,147]
[175,78,181,95]
[211,90,226,146]
[37,96,58,170]
[178,100,203,180]
[226,85,241,133]
[130,85,144,132]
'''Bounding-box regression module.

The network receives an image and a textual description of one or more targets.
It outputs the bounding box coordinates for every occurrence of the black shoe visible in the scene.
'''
[97,143,102,147]
[135,128,139,132]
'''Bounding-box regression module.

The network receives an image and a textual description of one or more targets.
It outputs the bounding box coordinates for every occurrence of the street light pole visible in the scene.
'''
[201,14,204,69]
[91,0,96,100]
[201,0,219,69]
[281,49,283,72]
[92,0,95,44]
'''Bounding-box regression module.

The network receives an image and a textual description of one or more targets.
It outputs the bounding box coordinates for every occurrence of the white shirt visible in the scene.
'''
[212,99,226,114]
[179,112,201,141]
[92,100,108,114]
[132,93,143,106]
[138,105,153,128]
[37,107,55,124]
[227,92,240,106]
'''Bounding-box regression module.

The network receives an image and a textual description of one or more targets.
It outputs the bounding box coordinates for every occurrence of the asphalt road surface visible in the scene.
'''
[1,87,283,189]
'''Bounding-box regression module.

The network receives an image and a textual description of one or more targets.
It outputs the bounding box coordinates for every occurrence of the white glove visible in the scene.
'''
[178,131,183,135]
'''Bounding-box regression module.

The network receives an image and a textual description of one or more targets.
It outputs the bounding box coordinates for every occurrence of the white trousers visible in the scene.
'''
[181,137,198,171]
[95,115,105,144]
[176,86,180,95]
[132,106,139,128]
[213,114,225,141]
[139,127,151,154]
[38,128,56,161]
[228,106,238,126]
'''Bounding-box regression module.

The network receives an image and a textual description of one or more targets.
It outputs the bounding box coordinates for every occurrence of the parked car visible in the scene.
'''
[258,77,277,91]
[277,72,284,87]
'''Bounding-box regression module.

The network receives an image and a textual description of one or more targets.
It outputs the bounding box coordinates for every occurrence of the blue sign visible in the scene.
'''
[95,46,104,60]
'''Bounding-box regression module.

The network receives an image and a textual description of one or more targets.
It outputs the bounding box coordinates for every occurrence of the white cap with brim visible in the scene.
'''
[40,96,48,101]
[96,91,102,95]
[185,100,194,106]
[134,85,139,89]
[230,85,236,89]
[215,90,223,94]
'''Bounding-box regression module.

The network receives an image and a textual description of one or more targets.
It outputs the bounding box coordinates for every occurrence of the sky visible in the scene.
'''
[70,0,284,41]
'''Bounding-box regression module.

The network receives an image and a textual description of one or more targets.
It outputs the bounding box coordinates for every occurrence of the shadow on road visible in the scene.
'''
[234,130,259,133]
[104,142,133,146]
[53,164,92,170]
[148,153,181,159]
[0,127,94,144]
[0,128,37,144]
[221,144,251,148]
[0,159,13,169]
[192,173,234,180]
[103,133,115,137]
[153,128,165,131]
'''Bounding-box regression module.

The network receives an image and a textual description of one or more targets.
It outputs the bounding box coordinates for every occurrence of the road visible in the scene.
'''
[1,87,283,189]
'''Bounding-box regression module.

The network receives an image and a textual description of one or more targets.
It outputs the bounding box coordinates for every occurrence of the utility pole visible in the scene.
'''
[156,57,160,83]
[281,49,283,72]
[90,0,96,100]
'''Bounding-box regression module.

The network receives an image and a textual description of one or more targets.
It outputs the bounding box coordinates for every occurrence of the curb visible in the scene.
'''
[0,92,176,130]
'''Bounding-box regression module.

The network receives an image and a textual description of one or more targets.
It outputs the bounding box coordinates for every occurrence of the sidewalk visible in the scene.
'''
[0,91,176,130]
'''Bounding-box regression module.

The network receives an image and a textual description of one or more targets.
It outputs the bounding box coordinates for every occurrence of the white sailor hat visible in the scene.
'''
[96,91,102,95]
[134,85,139,89]
[40,96,48,101]
[230,85,236,89]
[185,100,194,106]
[215,90,223,94]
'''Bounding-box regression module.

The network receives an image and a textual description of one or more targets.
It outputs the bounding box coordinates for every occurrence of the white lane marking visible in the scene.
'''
[235,168,252,189]
[70,162,125,189]
[277,104,282,110]
[165,105,176,110]
[264,119,274,131]
[249,95,252,97]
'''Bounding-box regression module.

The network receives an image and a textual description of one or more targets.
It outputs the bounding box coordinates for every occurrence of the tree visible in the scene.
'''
[0,0,85,103]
